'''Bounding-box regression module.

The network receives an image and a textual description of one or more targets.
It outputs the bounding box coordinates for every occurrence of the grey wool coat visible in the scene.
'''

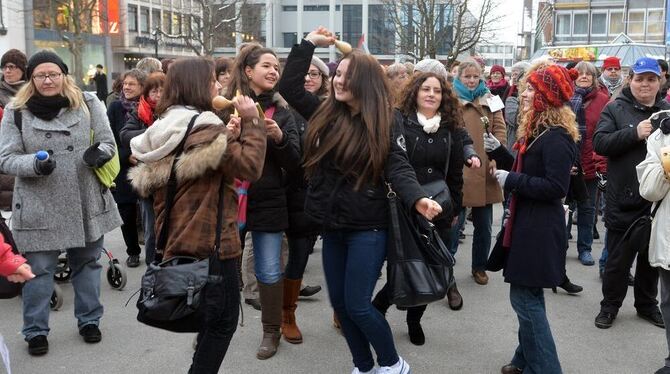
[0,92,122,253]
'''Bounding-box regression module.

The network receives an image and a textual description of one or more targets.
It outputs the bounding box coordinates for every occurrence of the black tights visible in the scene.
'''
[285,234,317,280]
[117,203,141,256]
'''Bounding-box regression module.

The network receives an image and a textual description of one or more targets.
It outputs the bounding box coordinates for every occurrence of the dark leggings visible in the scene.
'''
[117,203,141,256]
[189,258,240,374]
[285,234,317,280]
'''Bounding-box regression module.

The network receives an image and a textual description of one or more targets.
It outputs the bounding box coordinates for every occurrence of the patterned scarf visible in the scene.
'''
[569,87,592,148]
[598,74,623,96]
[454,78,490,102]
[120,93,139,122]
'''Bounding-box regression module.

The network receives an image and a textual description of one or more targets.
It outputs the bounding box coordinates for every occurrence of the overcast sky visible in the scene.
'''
[469,0,523,44]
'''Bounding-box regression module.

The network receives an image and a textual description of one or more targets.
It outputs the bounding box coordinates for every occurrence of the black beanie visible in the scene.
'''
[1,49,28,78]
[26,50,69,80]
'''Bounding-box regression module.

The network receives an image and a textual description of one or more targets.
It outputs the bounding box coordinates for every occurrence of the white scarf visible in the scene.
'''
[416,112,441,134]
[130,106,224,163]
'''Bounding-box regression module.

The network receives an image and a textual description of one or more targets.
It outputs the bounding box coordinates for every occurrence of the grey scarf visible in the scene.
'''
[599,74,623,95]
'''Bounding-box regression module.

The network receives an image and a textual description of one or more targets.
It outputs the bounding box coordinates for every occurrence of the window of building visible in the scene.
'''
[151,10,161,32]
[172,12,181,35]
[591,12,607,35]
[182,14,191,36]
[283,32,297,47]
[343,5,362,46]
[128,4,138,32]
[627,10,645,35]
[573,12,588,35]
[555,13,571,36]
[282,5,296,11]
[609,11,624,35]
[647,9,664,35]
[304,5,329,11]
[163,10,171,34]
[140,7,149,33]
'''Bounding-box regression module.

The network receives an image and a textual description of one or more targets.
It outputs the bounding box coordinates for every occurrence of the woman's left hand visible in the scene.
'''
[415,198,443,221]
[467,155,481,168]
[265,118,283,144]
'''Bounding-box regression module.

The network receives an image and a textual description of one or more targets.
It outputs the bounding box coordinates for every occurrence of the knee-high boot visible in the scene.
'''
[256,279,283,360]
[282,278,303,344]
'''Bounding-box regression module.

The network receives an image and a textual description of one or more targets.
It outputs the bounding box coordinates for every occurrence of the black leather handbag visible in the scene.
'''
[622,199,663,259]
[386,183,455,308]
[136,115,224,333]
[0,217,23,299]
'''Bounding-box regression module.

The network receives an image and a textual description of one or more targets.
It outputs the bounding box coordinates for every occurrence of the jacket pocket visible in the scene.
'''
[13,187,49,230]
[86,187,112,220]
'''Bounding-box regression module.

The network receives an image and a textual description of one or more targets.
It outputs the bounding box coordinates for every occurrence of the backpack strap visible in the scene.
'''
[14,110,22,132]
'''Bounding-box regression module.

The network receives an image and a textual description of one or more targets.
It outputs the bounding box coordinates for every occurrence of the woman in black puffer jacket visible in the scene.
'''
[226,43,301,360]
[371,72,465,345]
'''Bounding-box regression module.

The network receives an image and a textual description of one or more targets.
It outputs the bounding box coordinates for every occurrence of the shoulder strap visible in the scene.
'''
[155,115,199,254]
[652,198,664,218]
[443,130,451,177]
[14,110,22,132]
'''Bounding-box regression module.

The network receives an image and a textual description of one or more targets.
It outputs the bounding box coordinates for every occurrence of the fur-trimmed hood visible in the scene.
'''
[128,124,228,198]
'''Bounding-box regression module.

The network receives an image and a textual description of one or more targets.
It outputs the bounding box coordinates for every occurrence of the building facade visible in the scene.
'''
[0,0,26,53]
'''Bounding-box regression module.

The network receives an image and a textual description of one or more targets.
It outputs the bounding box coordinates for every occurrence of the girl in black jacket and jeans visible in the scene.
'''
[303,34,443,372]
[371,72,465,345]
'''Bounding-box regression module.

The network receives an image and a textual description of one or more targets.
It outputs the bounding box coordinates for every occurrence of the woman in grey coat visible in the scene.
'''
[0,51,122,356]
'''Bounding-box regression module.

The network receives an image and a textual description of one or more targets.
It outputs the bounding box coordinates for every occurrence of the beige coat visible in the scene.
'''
[461,95,506,207]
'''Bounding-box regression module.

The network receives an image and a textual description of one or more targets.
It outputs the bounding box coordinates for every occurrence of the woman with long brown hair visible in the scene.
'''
[303,50,442,374]
[371,72,465,345]
[227,43,301,360]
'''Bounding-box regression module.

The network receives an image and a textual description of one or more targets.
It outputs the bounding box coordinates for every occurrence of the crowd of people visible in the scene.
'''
[1,25,670,374]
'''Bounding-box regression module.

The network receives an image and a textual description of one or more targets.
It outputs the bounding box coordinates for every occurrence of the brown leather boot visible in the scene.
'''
[256,279,283,360]
[281,278,303,344]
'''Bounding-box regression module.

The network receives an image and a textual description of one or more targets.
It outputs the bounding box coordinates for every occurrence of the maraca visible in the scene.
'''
[661,146,670,177]
[334,40,353,54]
[212,95,234,110]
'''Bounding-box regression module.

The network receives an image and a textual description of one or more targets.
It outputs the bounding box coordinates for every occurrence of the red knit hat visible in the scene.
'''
[602,56,621,70]
[490,64,506,76]
[527,65,578,112]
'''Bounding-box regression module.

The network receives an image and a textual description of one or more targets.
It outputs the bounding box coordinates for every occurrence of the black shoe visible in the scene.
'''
[552,277,583,294]
[407,321,425,346]
[654,366,670,374]
[628,273,635,286]
[79,324,102,343]
[372,292,391,317]
[595,311,616,329]
[126,255,140,268]
[244,298,261,311]
[28,335,48,356]
[299,284,322,297]
[593,227,600,240]
[638,309,665,328]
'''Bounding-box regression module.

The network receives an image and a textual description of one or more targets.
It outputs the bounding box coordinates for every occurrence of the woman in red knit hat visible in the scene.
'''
[493,64,580,374]
[487,64,510,102]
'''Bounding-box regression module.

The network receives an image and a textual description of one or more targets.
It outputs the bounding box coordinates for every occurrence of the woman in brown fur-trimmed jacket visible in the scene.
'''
[128,58,267,374]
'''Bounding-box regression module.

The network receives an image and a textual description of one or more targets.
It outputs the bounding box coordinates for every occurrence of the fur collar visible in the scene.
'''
[128,131,227,198]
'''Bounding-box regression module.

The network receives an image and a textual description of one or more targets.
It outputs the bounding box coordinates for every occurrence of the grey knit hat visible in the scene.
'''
[310,56,329,77]
[414,59,448,80]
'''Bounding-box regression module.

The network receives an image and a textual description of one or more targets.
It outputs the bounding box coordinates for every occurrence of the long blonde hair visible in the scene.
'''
[12,74,87,114]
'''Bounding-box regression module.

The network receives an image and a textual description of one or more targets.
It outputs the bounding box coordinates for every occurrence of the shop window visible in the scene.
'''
[128,5,138,32]
[140,7,149,33]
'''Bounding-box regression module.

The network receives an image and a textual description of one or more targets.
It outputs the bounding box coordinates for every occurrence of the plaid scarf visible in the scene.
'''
[569,87,591,148]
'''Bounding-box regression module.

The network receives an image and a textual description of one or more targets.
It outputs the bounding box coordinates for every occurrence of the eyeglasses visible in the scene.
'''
[33,73,62,82]
[305,71,322,79]
[1,64,18,71]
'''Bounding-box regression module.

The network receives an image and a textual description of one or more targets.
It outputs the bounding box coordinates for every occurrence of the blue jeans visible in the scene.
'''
[566,179,597,254]
[322,230,399,372]
[509,284,562,374]
[449,205,493,271]
[140,197,156,265]
[447,209,466,256]
[22,237,104,340]
[251,231,283,284]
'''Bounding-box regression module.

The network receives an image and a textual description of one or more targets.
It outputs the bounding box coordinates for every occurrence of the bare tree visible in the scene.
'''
[381,0,503,66]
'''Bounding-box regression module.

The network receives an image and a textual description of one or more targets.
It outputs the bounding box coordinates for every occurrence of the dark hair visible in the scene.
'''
[96,64,103,69]
[161,58,175,74]
[155,57,215,115]
[658,59,669,73]
[122,68,148,86]
[398,72,463,131]
[111,77,123,93]
[215,57,233,76]
[227,43,279,98]
[304,50,392,190]
[142,72,166,98]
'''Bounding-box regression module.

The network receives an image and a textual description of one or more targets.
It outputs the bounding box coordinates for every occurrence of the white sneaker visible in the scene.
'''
[352,367,377,374]
[378,357,411,374]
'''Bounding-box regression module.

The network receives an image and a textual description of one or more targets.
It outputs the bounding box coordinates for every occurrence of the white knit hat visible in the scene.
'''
[414,59,448,80]
[311,56,329,77]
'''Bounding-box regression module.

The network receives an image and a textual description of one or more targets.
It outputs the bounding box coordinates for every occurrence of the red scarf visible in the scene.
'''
[486,78,509,92]
[137,96,156,127]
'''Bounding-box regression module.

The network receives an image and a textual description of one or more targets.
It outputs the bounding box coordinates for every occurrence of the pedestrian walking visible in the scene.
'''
[0,50,122,356]
[593,56,667,329]
[303,45,443,372]
[89,64,108,102]
[494,64,580,374]
[129,57,267,374]
[372,72,465,346]
[227,43,301,360]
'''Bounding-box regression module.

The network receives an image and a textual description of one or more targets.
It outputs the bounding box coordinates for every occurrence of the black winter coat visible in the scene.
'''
[246,92,301,232]
[304,111,426,231]
[119,108,147,150]
[503,127,577,287]
[593,87,670,231]
[401,113,464,221]
[107,100,137,205]
[276,39,323,122]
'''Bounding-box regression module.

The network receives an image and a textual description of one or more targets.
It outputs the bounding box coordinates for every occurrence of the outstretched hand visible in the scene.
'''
[414,198,443,221]
[305,26,337,47]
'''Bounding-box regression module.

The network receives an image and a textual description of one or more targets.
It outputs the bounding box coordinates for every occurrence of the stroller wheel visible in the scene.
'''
[107,261,127,290]
[54,257,72,282]
[50,284,64,311]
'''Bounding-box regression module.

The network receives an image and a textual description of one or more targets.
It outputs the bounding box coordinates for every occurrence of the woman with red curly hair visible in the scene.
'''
[493,65,580,374]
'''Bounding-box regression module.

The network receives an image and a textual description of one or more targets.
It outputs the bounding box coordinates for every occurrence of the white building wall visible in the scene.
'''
[0,0,27,53]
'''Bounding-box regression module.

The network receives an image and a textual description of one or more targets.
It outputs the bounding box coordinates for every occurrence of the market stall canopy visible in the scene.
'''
[531,34,665,68]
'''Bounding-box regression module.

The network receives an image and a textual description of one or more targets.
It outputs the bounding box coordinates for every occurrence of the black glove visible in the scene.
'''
[83,142,112,168]
[34,157,56,176]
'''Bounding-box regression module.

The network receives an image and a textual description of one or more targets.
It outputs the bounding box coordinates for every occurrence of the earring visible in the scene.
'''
[248,75,252,79]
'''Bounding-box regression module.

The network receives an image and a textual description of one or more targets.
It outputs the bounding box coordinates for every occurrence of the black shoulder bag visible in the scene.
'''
[136,115,225,333]
[386,183,455,308]
[622,198,664,259]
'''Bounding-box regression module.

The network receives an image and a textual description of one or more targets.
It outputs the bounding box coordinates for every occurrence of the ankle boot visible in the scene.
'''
[406,306,426,345]
[257,279,283,360]
[552,275,583,294]
[372,284,391,316]
[282,278,303,344]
